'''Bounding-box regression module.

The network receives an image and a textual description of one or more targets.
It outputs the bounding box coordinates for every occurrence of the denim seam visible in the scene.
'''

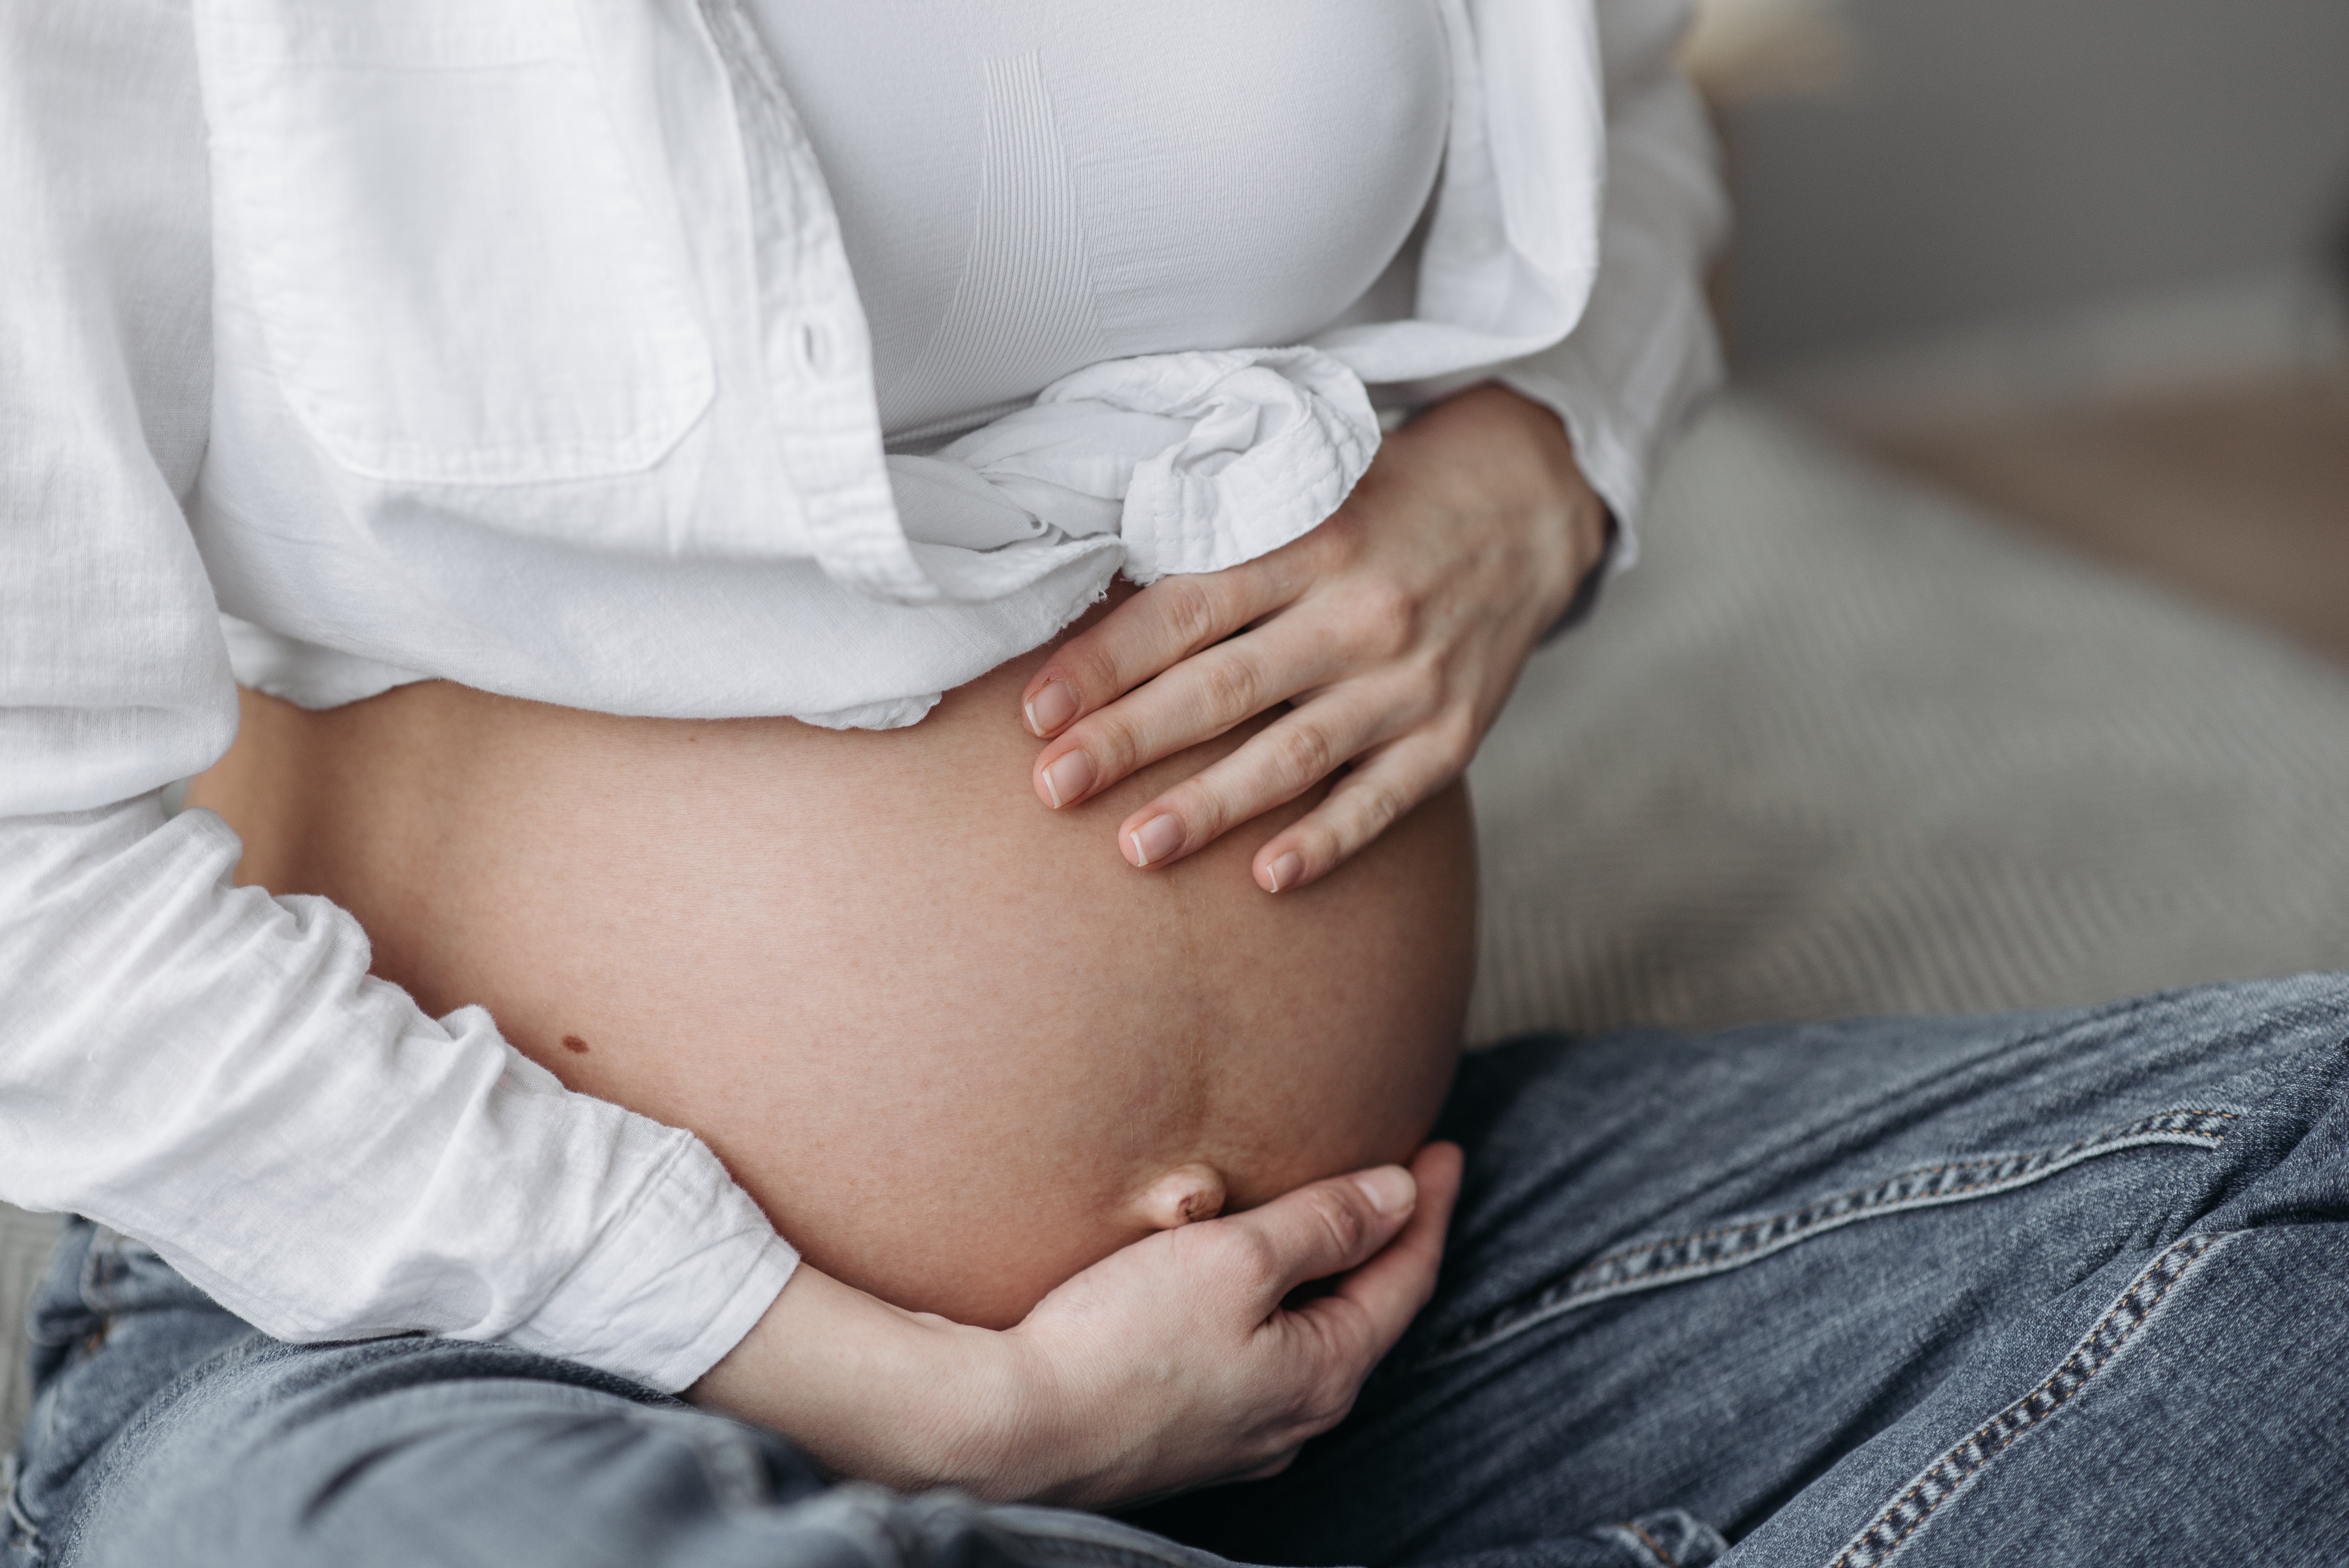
[1582,1109,2238,1268]
[1827,1229,2230,1568]
[1412,1108,2237,1368]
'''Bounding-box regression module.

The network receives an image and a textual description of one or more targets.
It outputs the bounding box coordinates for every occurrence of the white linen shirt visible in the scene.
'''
[0,0,1726,1390]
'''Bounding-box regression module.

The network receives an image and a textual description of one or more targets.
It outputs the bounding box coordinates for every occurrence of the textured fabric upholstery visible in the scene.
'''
[1468,397,2349,1039]
[2,1207,61,1443]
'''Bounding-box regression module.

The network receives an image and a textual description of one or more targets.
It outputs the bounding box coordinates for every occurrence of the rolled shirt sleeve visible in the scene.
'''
[0,0,793,1392]
[1498,0,1732,571]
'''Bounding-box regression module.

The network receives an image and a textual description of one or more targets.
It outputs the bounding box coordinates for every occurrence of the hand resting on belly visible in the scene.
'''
[190,592,1478,1327]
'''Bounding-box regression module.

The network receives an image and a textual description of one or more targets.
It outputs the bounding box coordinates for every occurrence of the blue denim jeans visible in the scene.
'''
[11,976,2349,1568]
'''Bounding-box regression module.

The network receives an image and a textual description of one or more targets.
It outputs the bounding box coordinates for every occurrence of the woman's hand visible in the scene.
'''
[689,1142,1463,1509]
[1020,385,1610,892]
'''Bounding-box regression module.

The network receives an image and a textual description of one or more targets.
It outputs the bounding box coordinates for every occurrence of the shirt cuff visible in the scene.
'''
[1497,363,1652,578]
[503,1128,800,1393]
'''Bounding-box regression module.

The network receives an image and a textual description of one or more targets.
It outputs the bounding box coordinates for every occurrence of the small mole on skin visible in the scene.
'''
[561,1035,591,1054]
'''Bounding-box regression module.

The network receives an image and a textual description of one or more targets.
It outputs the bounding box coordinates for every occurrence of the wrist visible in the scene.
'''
[687,1262,1026,1495]
[1544,506,1619,641]
[1415,382,1612,629]
[1493,387,1613,625]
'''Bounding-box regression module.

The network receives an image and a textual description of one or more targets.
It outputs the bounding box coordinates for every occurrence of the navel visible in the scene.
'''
[1130,1162,1228,1231]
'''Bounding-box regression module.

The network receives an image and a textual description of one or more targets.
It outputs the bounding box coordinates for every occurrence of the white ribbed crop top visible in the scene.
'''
[747,1,1452,446]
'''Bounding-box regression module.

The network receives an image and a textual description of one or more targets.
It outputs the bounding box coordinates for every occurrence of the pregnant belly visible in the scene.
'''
[189,605,1476,1327]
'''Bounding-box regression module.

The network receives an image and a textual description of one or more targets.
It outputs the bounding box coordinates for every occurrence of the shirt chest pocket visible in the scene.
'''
[198,0,715,488]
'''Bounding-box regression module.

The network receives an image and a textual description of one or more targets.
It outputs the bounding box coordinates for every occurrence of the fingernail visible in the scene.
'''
[1039,751,1096,810]
[1127,814,1185,868]
[1025,681,1080,737]
[1351,1167,1415,1216]
[1264,852,1304,893]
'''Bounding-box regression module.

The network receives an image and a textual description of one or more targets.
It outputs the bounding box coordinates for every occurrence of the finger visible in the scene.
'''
[1282,1142,1464,1394]
[1215,1163,1420,1317]
[1319,1142,1461,1334]
[1032,617,1347,814]
[1021,565,1299,740]
[1252,725,1470,893]
[1109,679,1412,869]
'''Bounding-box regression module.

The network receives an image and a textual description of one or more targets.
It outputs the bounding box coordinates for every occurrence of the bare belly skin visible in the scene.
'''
[189,600,1477,1327]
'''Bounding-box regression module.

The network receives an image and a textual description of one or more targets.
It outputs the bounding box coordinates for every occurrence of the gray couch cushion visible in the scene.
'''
[1468,396,2349,1039]
[2,1206,61,1445]
[13,394,2349,1443]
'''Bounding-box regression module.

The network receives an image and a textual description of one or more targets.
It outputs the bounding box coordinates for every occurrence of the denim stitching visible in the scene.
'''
[1627,1520,1678,1566]
[1414,1108,2236,1368]
[1578,1109,2240,1270]
[1828,1230,2225,1568]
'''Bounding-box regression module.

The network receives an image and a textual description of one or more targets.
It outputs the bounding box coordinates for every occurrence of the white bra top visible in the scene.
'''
[749,2,1451,447]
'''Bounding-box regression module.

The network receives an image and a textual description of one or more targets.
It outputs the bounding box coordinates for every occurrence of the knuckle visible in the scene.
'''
[1060,639,1123,702]
[1269,721,1337,789]
[1299,816,1348,872]
[1283,1349,1367,1435]
[1211,1223,1283,1290]
[1307,1377,1361,1434]
[1299,1366,1358,1430]
[1431,712,1478,775]
[1196,652,1260,724]
[1301,1185,1371,1259]
[1351,581,1419,659]
[1351,776,1410,841]
[1160,577,1223,653]
[1402,657,1447,720]
[1079,709,1143,772]
[1163,777,1231,839]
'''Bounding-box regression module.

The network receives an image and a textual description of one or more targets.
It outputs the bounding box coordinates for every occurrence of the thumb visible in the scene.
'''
[1217,1164,1418,1315]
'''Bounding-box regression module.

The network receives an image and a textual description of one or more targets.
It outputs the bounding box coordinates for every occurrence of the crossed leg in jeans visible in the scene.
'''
[9,975,2348,1568]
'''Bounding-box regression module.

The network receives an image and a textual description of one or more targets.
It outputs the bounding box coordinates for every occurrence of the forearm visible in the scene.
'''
[689,1264,1021,1493]
[0,797,793,1389]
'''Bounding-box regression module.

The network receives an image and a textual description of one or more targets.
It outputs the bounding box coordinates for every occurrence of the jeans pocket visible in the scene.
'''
[1412,1107,2240,1369]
